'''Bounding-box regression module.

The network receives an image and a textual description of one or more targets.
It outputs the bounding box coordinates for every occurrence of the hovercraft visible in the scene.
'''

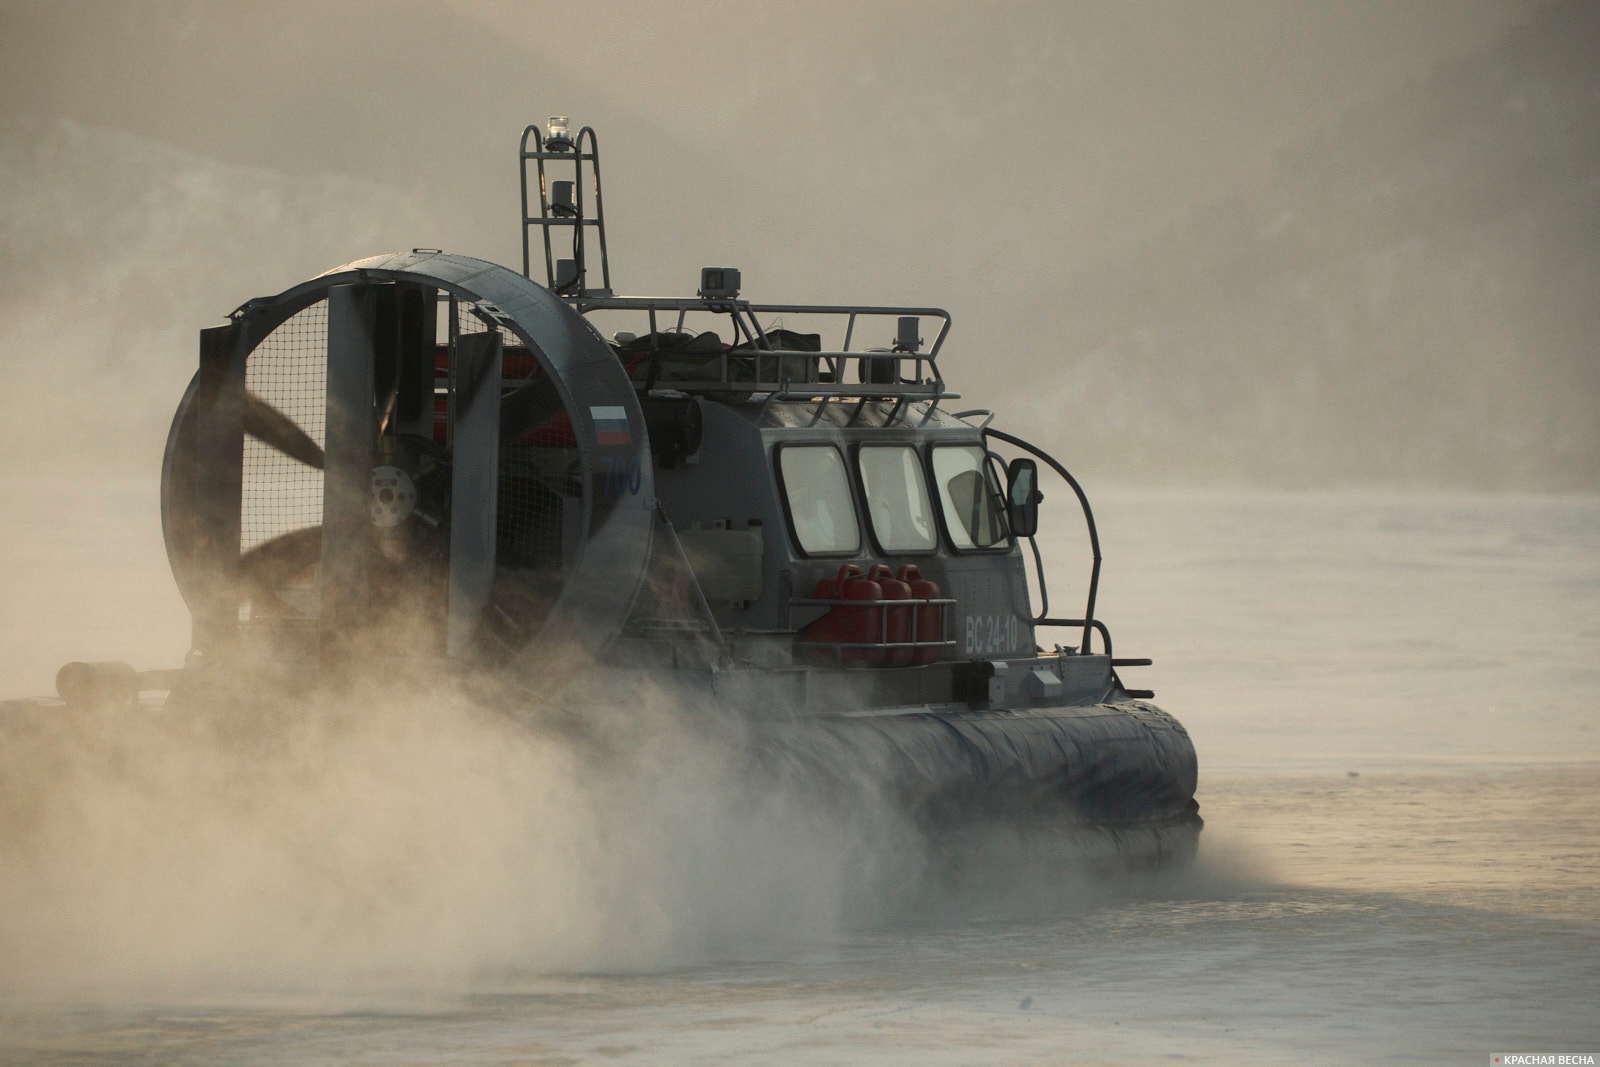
[33,118,1200,859]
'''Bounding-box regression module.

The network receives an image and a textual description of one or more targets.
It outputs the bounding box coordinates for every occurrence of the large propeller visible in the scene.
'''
[208,280,557,660]
[164,252,658,680]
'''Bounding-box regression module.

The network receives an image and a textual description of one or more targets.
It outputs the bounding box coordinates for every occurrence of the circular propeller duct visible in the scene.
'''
[161,252,655,688]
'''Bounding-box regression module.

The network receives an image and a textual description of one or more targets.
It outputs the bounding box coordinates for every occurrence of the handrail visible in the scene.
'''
[1035,617,1113,662]
[574,296,952,355]
[1036,618,1153,697]
[789,596,957,608]
[786,593,956,658]
[981,427,1103,656]
[757,380,957,406]
[576,296,956,404]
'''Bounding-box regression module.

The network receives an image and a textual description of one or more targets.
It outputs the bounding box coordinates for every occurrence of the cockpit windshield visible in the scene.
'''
[858,445,936,553]
[778,445,860,555]
[931,444,1009,549]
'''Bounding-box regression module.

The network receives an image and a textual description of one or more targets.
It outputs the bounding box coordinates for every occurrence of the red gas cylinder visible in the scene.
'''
[797,564,884,667]
[867,564,914,667]
[898,564,945,665]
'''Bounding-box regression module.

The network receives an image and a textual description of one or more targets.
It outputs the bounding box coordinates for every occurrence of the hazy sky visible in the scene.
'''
[1,0,1575,486]
[451,0,1542,266]
[3,0,1540,268]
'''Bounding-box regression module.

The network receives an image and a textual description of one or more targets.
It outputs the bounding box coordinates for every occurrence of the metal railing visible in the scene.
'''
[573,295,956,404]
[786,592,957,668]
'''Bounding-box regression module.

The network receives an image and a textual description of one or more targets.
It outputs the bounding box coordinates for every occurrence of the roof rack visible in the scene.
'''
[574,295,956,404]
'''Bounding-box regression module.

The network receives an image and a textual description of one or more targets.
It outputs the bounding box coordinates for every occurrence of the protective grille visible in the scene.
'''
[241,299,327,554]
[235,295,575,602]
[459,303,571,574]
[496,446,569,572]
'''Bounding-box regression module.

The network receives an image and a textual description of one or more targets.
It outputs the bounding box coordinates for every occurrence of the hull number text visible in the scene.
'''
[964,612,1020,655]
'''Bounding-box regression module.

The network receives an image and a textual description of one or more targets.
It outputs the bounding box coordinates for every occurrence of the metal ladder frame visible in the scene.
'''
[519,124,613,297]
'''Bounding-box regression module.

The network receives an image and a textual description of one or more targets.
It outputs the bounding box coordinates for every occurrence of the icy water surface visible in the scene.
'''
[1,485,1597,1064]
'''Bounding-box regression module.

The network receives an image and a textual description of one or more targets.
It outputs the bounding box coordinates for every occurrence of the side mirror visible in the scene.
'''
[1006,458,1042,538]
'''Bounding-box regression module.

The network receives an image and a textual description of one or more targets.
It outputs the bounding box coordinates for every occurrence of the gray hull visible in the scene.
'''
[754,701,1200,833]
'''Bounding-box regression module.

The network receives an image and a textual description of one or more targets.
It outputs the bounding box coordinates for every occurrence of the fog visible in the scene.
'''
[0,670,919,997]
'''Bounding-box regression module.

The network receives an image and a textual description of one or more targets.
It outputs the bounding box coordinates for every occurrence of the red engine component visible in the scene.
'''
[898,564,945,665]
[867,564,914,667]
[796,563,884,667]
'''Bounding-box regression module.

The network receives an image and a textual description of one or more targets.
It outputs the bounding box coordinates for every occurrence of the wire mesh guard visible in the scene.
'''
[455,304,569,575]
[236,293,574,625]
[241,299,326,555]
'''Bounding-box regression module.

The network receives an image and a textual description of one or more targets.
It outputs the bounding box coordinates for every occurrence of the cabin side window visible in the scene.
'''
[776,445,861,556]
[857,445,937,553]
[930,444,1009,550]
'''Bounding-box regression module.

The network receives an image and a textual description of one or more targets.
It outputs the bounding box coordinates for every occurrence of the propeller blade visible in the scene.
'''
[320,283,377,650]
[448,328,503,657]
[243,391,325,470]
[239,525,323,596]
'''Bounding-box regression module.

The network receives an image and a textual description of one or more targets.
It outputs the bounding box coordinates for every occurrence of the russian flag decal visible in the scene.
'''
[590,405,631,446]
